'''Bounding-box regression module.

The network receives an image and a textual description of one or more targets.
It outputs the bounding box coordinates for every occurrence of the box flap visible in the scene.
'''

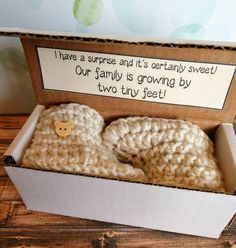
[20,35,236,133]
[1,29,236,47]
[5,166,236,238]
[215,123,236,193]
[4,105,45,164]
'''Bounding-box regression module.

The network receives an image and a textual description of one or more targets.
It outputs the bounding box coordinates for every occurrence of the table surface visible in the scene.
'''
[0,115,235,248]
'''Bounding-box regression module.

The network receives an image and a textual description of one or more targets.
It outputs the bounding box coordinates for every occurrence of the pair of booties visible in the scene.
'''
[22,103,224,192]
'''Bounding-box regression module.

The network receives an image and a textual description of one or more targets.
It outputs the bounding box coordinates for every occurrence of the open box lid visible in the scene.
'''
[3,31,235,133]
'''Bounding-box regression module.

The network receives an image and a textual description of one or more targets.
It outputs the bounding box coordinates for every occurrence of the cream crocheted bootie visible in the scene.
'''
[22,104,146,182]
[103,117,225,192]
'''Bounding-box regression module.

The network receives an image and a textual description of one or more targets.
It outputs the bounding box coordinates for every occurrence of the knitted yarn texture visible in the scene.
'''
[103,117,225,192]
[22,104,146,182]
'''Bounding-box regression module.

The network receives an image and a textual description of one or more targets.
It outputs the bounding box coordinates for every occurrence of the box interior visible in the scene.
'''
[4,104,236,194]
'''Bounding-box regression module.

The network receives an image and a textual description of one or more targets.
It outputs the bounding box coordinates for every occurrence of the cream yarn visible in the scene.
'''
[33,103,105,146]
[22,103,224,192]
[22,104,146,182]
[103,117,224,192]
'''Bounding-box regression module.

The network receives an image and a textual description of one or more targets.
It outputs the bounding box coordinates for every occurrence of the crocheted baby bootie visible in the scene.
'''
[102,117,225,192]
[22,103,146,182]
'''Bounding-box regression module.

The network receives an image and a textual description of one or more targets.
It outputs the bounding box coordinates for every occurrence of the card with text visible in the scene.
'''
[37,47,236,110]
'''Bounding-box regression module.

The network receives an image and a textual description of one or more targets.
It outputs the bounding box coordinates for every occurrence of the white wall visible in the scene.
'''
[0,36,36,114]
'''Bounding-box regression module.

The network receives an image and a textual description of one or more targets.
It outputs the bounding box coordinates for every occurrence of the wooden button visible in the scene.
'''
[54,120,74,138]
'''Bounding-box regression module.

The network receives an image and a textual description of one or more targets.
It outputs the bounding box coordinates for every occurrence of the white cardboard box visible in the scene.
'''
[3,34,236,238]
[3,105,236,238]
